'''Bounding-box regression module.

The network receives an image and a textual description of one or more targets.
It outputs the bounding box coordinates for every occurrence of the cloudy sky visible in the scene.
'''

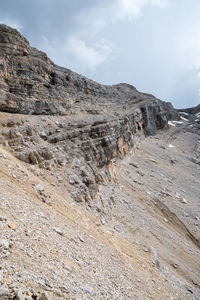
[0,0,200,108]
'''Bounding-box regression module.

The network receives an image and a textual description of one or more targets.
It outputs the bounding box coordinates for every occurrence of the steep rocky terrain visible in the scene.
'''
[0,24,199,299]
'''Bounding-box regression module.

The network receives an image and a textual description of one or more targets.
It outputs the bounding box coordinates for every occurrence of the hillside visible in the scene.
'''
[0,24,199,300]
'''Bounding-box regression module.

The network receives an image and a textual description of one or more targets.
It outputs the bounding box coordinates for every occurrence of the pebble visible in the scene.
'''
[78,235,85,243]
[175,192,181,199]
[182,198,188,204]
[143,248,149,252]
[34,183,44,193]
[172,263,178,269]
[8,223,17,230]
[0,239,10,249]
[80,285,93,295]
[100,218,105,225]
[53,227,64,236]
[149,159,158,164]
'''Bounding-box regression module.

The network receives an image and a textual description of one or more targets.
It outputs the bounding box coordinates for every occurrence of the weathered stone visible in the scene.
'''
[0,239,10,249]
[79,285,93,295]
[53,227,64,236]
[34,183,44,193]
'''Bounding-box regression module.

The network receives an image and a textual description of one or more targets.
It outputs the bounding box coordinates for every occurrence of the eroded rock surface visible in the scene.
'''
[0,24,178,203]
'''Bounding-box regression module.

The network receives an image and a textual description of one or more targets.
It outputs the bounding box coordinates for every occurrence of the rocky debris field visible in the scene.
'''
[0,111,199,299]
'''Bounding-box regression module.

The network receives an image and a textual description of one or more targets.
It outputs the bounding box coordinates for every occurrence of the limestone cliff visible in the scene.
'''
[0,24,178,203]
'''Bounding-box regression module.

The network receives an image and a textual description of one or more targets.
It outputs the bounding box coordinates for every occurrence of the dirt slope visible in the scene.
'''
[0,113,199,300]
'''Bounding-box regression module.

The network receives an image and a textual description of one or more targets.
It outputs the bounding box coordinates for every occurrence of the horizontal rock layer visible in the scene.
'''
[0,24,179,202]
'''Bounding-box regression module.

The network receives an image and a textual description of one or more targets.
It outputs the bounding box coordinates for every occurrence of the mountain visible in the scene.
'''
[0,24,199,299]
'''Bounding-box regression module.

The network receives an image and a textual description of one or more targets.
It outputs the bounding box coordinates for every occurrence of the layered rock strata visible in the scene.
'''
[0,24,178,203]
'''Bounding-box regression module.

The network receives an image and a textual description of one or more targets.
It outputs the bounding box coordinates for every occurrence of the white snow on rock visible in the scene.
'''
[173,121,183,124]
[180,116,188,121]
[168,121,176,127]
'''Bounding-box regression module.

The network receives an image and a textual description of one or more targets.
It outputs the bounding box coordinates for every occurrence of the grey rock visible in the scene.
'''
[78,235,85,243]
[0,239,10,250]
[34,183,44,193]
[80,285,93,295]
[53,227,64,236]
[151,248,160,269]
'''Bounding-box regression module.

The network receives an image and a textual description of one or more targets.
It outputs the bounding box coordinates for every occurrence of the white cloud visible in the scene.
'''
[40,35,112,72]
[66,36,112,71]
[67,0,170,71]
[0,19,22,31]
[177,22,200,77]
[115,0,147,20]
[112,0,169,21]
[39,0,170,74]
[151,0,169,8]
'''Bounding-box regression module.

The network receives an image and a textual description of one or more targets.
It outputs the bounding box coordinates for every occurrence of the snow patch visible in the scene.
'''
[180,116,189,121]
[179,112,188,116]
[168,121,176,127]
[173,121,183,124]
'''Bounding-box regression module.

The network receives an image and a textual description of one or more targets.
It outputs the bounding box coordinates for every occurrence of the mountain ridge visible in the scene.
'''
[0,24,200,300]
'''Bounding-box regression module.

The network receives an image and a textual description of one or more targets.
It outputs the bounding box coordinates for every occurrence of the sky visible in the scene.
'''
[0,0,200,108]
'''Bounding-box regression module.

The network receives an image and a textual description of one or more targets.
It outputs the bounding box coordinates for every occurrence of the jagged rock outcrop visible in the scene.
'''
[0,24,179,203]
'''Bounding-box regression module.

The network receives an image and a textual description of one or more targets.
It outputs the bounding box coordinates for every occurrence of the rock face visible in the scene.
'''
[0,24,178,203]
[0,24,176,119]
